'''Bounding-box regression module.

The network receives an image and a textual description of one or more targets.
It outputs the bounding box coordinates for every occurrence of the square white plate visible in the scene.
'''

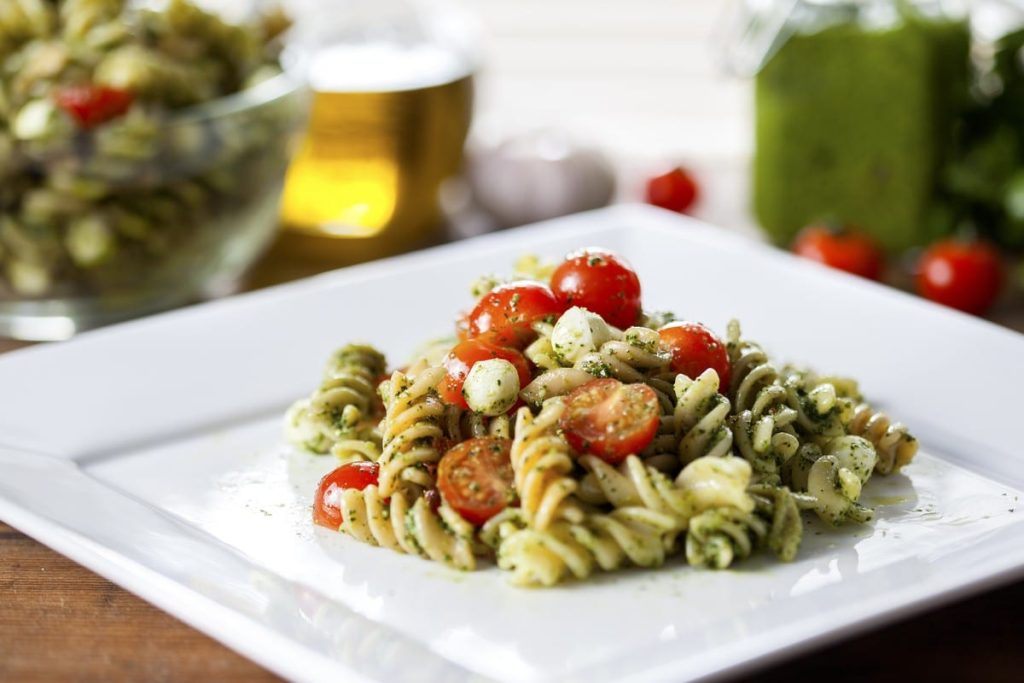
[2,205,1024,683]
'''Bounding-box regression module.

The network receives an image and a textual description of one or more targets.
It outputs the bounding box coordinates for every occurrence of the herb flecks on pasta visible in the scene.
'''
[294,248,920,587]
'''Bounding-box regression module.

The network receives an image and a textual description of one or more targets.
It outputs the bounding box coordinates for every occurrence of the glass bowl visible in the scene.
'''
[0,70,309,341]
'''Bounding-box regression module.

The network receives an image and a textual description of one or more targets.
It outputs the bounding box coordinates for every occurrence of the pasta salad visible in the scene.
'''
[285,248,918,587]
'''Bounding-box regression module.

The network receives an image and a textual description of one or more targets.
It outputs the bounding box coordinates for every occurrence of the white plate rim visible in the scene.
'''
[1,204,1023,682]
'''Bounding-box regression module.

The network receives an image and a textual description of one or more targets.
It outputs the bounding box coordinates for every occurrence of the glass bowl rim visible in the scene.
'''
[161,57,309,128]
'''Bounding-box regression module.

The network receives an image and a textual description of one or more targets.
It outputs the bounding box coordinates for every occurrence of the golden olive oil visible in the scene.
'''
[279,43,473,260]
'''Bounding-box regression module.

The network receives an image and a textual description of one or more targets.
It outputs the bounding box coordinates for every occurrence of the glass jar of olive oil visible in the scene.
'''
[279,0,476,263]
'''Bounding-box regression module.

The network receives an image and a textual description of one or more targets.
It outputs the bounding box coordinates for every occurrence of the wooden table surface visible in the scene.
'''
[2,245,1023,683]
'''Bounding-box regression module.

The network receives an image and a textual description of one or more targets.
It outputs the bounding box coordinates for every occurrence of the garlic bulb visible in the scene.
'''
[467,130,616,227]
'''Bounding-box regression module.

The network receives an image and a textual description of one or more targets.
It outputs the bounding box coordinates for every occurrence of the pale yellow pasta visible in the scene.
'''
[495,506,679,587]
[578,454,692,533]
[330,438,381,465]
[519,367,594,406]
[675,455,755,514]
[846,402,918,475]
[673,370,734,463]
[378,367,446,496]
[510,399,582,530]
[336,486,475,570]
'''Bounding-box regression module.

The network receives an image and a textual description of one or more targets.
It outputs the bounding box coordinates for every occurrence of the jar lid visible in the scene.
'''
[722,0,945,76]
[721,0,802,77]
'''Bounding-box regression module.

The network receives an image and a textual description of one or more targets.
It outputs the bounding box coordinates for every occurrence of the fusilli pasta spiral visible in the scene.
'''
[787,436,877,525]
[378,367,446,496]
[782,369,853,443]
[490,505,679,587]
[443,405,513,442]
[684,472,803,568]
[336,486,476,570]
[509,399,583,530]
[578,454,692,534]
[520,367,597,406]
[846,403,918,475]
[574,326,671,383]
[285,344,386,454]
[673,369,734,463]
[726,321,800,482]
[685,506,768,569]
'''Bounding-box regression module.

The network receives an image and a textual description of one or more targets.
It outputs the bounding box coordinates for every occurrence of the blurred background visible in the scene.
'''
[2,0,1024,340]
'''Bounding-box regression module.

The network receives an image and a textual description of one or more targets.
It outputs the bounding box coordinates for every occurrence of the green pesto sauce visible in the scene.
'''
[754,12,970,251]
[869,495,909,506]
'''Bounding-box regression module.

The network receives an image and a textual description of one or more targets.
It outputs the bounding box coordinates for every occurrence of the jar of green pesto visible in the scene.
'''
[737,0,970,252]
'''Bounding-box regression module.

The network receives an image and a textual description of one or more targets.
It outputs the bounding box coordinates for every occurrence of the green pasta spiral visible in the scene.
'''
[684,479,803,569]
[726,320,801,483]
[285,344,386,454]
[574,326,670,383]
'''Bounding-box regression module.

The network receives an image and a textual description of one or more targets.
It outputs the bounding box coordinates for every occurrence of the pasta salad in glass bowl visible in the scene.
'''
[285,248,918,587]
[0,0,307,339]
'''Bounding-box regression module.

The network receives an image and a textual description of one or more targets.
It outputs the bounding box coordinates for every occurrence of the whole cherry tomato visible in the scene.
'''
[658,321,731,388]
[560,378,660,464]
[313,462,379,529]
[792,225,884,281]
[916,238,1003,315]
[645,166,699,214]
[550,248,642,329]
[53,84,135,128]
[439,338,531,409]
[468,281,563,346]
[437,437,516,525]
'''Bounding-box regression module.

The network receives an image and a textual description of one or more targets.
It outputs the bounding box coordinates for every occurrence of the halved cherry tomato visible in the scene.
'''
[658,321,731,388]
[313,462,379,529]
[560,378,660,464]
[439,338,532,409]
[437,437,516,525]
[916,238,1004,315]
[792,225,883,281]
[53,84,135,128]
[645,166,699,214]
[550,248,642,329]
[468,281,563,346]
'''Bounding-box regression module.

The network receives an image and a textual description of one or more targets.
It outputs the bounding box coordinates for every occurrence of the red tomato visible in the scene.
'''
[550,248,642,329]
[560,378,660,464]
[658,321,731,388]
[53,84,135,128]
[792,226,884,281]
[313,462,379,529]
[437,437,516,525]
[916,239,1004,315]
[439,338,532,409]
[645,166,700,213]
[468,281,563,346]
